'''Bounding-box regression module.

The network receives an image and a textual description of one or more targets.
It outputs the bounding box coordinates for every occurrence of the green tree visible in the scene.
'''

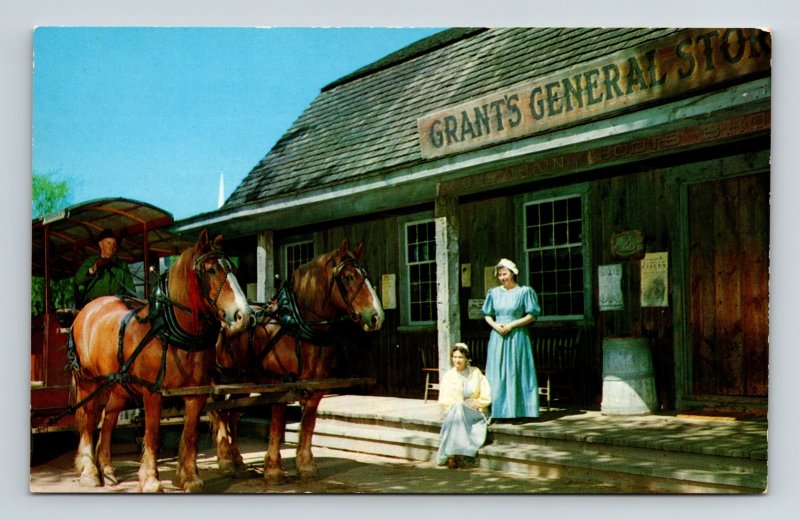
[32,173,73,315]
[32,173,71,218]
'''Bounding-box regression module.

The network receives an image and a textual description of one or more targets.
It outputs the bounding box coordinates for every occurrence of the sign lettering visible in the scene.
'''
[418,28,771,158]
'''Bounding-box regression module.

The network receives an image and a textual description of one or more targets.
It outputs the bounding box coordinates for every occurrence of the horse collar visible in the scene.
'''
[158,273,221,351]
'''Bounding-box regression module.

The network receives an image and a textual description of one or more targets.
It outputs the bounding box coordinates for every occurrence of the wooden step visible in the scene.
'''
[288,416,766,492]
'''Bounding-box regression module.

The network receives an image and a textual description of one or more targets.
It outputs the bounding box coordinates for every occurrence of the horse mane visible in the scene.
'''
[291,251,336,318]
[167,245,210,332]
[291,243,361,320]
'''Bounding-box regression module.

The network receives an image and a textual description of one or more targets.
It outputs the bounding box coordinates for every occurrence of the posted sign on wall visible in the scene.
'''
[418,28,771,159]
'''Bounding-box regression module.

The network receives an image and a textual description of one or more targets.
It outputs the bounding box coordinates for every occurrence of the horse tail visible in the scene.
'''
[67,328,90,434]
[66,327,82,375]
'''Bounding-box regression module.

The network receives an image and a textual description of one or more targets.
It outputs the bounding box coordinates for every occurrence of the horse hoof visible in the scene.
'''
[101,466,118,485]
[141,479,163,493]
[298,468,319,481]
[218,459,239,475]
[79,473,102,488]
[263,468,287,485]
[182,478,205,493]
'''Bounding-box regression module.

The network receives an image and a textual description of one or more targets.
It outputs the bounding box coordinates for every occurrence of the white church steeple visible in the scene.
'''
[217,172,225,209]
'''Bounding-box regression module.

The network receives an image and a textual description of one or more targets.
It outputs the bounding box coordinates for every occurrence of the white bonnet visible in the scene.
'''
[494,258,519,276]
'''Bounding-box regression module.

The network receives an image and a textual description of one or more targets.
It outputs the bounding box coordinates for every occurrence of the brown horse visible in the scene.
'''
[70,229,250,492]
[211,239,384,483]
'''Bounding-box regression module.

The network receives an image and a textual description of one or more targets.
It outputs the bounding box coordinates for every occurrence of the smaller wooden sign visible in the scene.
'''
[611,230,645,260]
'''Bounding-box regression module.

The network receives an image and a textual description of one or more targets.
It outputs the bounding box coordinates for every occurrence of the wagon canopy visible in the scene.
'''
[32,197,193,280]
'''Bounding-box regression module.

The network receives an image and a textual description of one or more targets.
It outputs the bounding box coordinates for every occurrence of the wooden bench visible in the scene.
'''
[461,326,584,410]
[532,327,582,410]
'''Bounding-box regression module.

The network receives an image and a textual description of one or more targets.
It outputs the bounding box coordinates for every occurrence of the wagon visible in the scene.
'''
[31,197,376,435]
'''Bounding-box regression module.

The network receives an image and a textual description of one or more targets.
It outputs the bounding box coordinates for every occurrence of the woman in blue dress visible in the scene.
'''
[482,258,541,420]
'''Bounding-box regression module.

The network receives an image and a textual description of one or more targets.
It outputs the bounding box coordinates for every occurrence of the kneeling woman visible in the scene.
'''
[436,343,492,469]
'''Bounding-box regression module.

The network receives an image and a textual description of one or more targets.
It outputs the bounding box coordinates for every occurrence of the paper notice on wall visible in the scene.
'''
[484,267,500,295]
[461,263,472,288]
[381,274,397,309]
[641,252,669,307]
[468,299,485,320]
[598,264,624,311]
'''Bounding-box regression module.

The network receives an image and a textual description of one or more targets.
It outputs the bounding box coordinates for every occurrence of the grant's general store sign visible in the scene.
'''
[418,28,771,159]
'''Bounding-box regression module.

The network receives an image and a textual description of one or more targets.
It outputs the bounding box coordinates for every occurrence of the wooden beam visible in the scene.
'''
[205,393,303,410]
[435,194,461,376]
[160,377,376,397]
[257,230,273,302]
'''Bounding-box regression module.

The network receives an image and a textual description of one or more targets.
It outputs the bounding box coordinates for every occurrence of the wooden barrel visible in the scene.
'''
[600,338,657,415]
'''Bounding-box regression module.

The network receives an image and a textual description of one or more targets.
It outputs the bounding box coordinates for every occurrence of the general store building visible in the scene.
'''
[176,28,771,412]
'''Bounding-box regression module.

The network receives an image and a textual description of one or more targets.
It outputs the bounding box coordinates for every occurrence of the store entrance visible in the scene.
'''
[686,171,769,399]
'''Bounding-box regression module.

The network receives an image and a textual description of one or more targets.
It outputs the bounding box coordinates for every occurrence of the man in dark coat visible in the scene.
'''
[74,228,135,306]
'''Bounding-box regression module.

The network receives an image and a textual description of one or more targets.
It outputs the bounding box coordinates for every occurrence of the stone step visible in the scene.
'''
[286,417,766,492]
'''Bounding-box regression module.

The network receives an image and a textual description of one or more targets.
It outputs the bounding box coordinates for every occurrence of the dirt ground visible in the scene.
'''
[29,427,712,494]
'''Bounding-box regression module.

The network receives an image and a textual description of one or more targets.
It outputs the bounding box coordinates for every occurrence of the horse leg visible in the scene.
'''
[210,409,234,473]
[137,391,163,493]
[95,392,126,485]
[296,392,323,480]
[227,410,245,471]
[210,409,245,474]
[74,384,103,487]
[173,395,206,493]
[263,403,288,484]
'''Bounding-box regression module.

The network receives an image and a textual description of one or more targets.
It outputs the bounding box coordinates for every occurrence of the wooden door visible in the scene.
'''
[687,172,769,397]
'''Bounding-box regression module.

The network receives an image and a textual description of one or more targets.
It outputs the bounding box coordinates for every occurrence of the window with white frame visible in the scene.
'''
[283,239,315,281]
[524,194,585,319]
[405,220,437,324]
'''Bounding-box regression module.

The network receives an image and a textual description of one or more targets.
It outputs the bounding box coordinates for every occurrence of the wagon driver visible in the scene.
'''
[74,228,135,306]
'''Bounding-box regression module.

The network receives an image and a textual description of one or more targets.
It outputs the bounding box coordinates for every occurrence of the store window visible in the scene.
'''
[524,194,585,319]
[282,239,315,281]
[405,220,437,324]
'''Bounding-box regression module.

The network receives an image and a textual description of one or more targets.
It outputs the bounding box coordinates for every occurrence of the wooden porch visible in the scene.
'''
[269,394,767,493]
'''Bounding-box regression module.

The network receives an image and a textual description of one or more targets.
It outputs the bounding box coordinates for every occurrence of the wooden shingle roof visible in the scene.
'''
[226,28,678,209]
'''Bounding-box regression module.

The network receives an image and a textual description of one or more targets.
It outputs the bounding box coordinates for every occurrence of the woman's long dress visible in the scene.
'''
[436,369,490,465]
[482,285,541,419]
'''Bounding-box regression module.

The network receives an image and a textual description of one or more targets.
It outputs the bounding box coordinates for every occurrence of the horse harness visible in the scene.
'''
[51,249,235,425]
[215,254,371,384]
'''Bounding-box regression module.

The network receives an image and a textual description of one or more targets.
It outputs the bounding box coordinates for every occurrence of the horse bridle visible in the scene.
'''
[193,248,236,317]
[329,255,371,322]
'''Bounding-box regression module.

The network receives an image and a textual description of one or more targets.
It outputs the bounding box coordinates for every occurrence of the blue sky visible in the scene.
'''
[32,27,442,220]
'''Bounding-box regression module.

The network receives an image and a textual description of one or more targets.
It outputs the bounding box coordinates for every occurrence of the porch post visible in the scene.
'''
[435,192,461,376]
[256,230,275,302]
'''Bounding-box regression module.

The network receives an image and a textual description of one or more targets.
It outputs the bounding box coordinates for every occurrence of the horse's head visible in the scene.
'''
[329,239,385,332]
[173,229,251,334]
